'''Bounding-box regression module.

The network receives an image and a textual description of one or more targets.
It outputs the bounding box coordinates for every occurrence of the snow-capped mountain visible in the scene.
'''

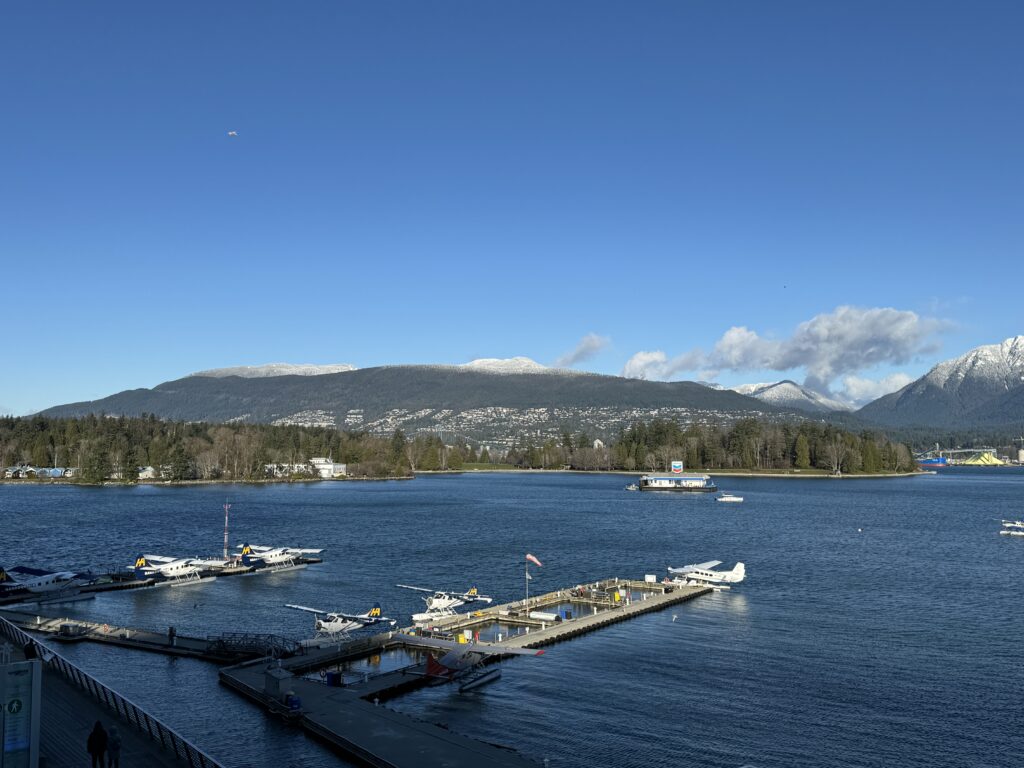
[730,381,851,413]
[191,363,358,378]
[858,336,1024,427]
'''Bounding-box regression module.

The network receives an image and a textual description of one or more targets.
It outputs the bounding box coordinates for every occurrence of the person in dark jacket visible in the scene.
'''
[87,721,108,768]
[107,725,122,768]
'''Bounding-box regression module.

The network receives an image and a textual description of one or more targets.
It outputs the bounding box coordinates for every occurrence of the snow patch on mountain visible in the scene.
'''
[192,363,358,378]
[459,357,552,374]
[730,381,852,413]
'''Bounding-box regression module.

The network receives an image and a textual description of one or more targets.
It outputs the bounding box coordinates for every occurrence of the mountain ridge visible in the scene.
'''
[856,335,1024,428]
[39,364,790,446]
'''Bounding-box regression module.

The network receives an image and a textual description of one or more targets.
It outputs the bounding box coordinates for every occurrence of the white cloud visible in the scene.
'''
[621,349,704,380]
[838,373,913,406]
[622,305,940,395]
[554,333,611,367]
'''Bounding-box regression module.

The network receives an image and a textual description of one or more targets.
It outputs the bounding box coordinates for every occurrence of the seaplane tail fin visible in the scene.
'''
[730,562,746,582]
[425,652,451,679]
[240,544,254,566]
[133,554,149,579]
[0,566,9,583]
[368,602,382,619]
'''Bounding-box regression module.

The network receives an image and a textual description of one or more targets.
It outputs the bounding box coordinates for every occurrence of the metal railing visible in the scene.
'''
[207,632,303,659]
[0,615,224,768]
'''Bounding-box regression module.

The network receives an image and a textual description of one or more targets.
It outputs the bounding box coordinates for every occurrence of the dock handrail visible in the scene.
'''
[0,614,225,768]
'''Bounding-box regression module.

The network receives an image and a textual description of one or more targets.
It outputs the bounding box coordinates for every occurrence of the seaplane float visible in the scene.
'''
[397,584,493,623]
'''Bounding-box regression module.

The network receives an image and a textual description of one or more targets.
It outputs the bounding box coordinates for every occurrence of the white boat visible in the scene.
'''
[1000,529,1024,537]
[625,483,639,491]
[1001,519,1024,529]
[717,493,743,503]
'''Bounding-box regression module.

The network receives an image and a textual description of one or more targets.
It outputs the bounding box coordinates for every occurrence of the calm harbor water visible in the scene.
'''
[2,469,1022,768]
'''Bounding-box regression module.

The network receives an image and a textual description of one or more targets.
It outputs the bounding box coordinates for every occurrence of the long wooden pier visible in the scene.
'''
[220,577,710,767]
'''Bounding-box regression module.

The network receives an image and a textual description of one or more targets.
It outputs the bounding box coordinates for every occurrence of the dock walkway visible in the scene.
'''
[1,616,223,767]
[2,610,301,663]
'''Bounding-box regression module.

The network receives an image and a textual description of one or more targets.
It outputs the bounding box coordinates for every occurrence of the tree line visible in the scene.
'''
[503,418,918,474]
[0,414,917,484]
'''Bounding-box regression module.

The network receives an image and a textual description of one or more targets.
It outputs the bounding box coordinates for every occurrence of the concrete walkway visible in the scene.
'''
[6,644,197,768]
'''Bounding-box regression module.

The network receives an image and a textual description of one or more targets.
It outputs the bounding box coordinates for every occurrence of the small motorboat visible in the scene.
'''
[717,493,744,503]
[625,483,639,491]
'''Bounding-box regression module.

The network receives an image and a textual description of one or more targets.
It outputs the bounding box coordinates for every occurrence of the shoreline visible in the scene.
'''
[0,468,936,488]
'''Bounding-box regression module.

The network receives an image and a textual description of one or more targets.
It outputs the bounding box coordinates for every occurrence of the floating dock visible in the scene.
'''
[2,611,303,663]
[220,577,710,767]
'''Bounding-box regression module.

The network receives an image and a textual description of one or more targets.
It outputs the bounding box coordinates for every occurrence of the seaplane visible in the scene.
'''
[397,584,493,623]
[238,544,323,570]
[0,565,83,596]
[393,633,544,692]
[131,554,203,584]
[667,560,746,590]
[285,602,397,639]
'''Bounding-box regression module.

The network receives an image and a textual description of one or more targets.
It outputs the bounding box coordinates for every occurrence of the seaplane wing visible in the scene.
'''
[286,603,329,616]
[393,634,545,657]
[142,554,181,565]
[669,560,722,574]
[397,584,436,593]
[288,548,324,555]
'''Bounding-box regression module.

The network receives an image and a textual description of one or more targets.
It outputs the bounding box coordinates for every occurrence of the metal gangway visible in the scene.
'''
[206,631,303,659]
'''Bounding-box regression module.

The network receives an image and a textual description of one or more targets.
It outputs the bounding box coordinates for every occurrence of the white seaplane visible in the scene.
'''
[397,584,493,623]
[131,554,204,584]
[667,560,746,590]
[286,602,397,639]
[238,543,323,569]
[393,633,544,692]
[0,565,83,595]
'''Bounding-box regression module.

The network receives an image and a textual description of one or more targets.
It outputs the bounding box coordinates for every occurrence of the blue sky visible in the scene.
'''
[2,1,1022,414]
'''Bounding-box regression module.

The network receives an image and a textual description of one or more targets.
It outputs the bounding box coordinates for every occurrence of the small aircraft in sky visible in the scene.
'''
[238,544,323,568]
[286,602,396,637]
[397,584,493,622]
[0,565,82,595]
[392,633,544,688]
[667,560,746,588]
[227,130,238,137]
[131,554,202,583]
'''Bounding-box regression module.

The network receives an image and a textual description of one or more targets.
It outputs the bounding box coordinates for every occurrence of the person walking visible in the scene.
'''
[86,721,108,768]
[107,725,122,768]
